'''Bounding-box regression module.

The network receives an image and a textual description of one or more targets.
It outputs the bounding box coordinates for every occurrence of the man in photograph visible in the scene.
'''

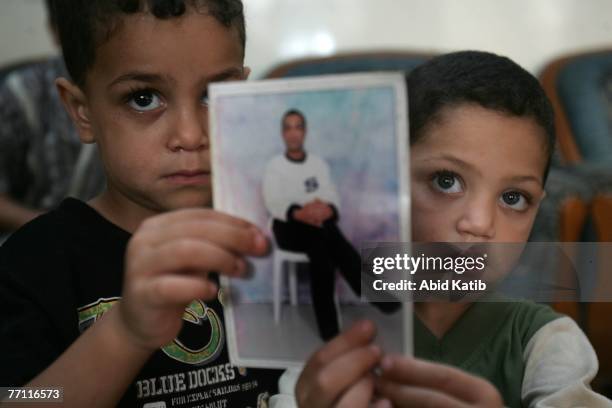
[262,108,362,340]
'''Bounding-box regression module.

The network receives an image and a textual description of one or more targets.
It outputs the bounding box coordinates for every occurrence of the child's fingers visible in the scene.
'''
[335,374,375,408]
[375,380,467,408]
[116,275,218,351]
[296,320,376,406]
[296,344,381,407]
[144,275,218,306]
[141,208,253,231]
[129,239,247,279]
[378,356,502,406]
[371,398,393,408]
[136,219,268,256]
[316,344,381,399]
[302,320,376,374]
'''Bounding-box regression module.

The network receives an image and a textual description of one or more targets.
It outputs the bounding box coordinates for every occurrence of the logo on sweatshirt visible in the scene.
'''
[304,176,319,193]
[161,299,224,365]
[77,298,223,365]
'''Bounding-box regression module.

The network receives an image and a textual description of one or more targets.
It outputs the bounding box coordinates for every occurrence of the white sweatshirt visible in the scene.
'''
[262,153,341,222]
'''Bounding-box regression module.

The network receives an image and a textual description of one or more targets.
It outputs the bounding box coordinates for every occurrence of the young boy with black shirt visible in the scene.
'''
[0,1,281,406]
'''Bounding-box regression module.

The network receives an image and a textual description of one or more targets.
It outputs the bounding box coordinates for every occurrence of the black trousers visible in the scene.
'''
[273,219,362,340]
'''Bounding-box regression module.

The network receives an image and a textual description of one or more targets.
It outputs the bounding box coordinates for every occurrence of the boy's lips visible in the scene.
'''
[163,169,211,186]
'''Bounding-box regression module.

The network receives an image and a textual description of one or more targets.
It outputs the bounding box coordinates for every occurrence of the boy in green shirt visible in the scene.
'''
[277,52,611,407]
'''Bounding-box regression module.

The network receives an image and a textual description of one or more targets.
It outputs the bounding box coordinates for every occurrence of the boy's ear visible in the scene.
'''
[242,67,251,80]
[55,77,96,144]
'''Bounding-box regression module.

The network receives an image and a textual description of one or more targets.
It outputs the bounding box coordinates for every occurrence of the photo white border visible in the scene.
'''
[210,72,412,368]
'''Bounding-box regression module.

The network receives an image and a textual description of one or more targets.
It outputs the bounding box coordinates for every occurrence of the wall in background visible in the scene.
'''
[1,0,611,77]
[0,0,56,65]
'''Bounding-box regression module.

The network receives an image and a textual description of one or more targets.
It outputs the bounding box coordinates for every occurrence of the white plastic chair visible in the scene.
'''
[273,248,308,324]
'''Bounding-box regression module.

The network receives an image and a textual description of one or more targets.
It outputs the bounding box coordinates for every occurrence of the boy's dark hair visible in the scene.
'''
[45,0,57,30]
[52,0,246,87]
[408,51,555,182]
[282,109,307,130]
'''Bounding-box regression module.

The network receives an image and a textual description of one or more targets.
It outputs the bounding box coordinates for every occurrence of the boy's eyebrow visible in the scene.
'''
[424,155,480,175]
[502,175,542,185]
[108,67,245,89]
[108,72,168,89]
[206,67,245,83]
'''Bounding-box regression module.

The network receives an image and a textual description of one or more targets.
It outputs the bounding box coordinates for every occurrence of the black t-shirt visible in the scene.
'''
[0,198,281,407]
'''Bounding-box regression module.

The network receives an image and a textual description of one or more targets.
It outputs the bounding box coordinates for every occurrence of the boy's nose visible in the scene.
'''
[168,106,208,152]
[456,195,496,241]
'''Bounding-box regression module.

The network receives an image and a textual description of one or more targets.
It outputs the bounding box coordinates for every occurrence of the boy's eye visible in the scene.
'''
[500,191,529,211]
[127,90,162,112]
[432,171,463,194]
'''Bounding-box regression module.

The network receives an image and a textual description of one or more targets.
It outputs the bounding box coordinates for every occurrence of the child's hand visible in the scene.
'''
[117,208,269,353]
[373,355,503,408]
[295,320,381,407]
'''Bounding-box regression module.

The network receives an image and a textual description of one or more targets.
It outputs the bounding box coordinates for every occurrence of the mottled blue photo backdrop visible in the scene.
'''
[212,82,406,302]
